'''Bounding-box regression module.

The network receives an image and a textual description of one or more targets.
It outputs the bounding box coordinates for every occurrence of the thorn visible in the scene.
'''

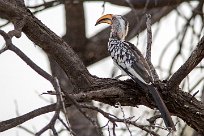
[190,90,199,101]
[41,91,57,95]
[114,74,125,79]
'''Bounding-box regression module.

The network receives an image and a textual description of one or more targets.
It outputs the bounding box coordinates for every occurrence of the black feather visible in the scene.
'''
[148,85,176,131]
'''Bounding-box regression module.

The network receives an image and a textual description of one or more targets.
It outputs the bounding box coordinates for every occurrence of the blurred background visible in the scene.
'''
[0,0,203,135]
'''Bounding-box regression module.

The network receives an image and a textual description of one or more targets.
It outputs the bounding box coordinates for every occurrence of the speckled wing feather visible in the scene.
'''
[108,39,152,84]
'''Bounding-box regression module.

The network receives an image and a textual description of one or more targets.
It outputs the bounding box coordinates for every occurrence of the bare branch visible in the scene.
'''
[0,20,10,28]
[168,35,204,88]
[0,103,56,132]
[145,14,160,82]
[0,30,54,83]
[1,0,204,134]
[63,92,103,136]
[0,78,204,132]
[36,78,75,136]
[79,103,159,136]
[117,102,133,136]
[145,14,152,62]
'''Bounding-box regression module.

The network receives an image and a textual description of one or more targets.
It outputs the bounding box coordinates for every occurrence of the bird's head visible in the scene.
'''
[95,14,129,41]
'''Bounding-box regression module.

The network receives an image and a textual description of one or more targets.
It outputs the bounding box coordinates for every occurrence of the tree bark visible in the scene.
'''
[0,0,204,134]
[49,2,101,135]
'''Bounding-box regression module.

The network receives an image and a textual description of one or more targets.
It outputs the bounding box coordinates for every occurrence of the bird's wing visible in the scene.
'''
[119,42,152,84]
[125,41,152,74]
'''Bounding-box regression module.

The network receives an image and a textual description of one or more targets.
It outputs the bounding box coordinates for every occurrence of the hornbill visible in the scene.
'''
[95,14,176,131]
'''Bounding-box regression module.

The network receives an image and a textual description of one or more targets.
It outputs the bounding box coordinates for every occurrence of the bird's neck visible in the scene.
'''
[110,32,123,41]
[110,26,126,41]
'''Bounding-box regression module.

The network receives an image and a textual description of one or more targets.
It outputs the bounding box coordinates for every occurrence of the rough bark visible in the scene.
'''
[0,0,204,134]
[49,2,101,135]
[1,79,204,133]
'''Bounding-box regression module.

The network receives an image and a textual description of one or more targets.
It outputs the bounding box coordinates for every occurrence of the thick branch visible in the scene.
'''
[0,0,204,133]
[52,2,101,135]
[0,0,93,90]
[1,79,204,133]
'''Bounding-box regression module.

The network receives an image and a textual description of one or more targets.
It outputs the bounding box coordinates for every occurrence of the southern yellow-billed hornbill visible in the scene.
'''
[95,14,176,131]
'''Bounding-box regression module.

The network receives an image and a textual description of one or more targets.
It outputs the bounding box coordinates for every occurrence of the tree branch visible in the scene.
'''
[0,30,54,83]
[1,79,204,132]
[168,36,204,88]
[145,14,160,82]
[1,0,204,134]
[0,103,56,132]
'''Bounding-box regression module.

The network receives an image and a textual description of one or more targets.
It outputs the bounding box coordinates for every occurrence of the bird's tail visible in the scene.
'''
[147,85,176,131]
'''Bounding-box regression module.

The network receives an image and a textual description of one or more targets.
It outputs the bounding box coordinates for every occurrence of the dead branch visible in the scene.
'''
[0,78,204,132]
[63,91,103,136]
[145,14,159,82]
[168,35,204,88]
[36,78,76,136]
[0,29,75,135]
[0,30,54,83]
[0,0,204,134]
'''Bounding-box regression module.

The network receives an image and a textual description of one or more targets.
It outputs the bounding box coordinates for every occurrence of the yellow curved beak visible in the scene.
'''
[95,14,113,26]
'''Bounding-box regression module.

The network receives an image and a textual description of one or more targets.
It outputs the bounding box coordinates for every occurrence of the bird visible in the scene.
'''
[95,14,176,131]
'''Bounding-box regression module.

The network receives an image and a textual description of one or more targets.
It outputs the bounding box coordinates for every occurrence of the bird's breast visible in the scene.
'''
[108,40,134,68]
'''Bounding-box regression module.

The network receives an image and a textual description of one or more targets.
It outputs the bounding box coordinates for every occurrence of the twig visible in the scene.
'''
[63,92,103,136]
[0,103,56,132]
[35,78,62,136]
[56,78,74,136]
[147,114,161,125]
[27,0,62,14]
[0,43,8,54]
[190,90,199,101]
[79,103,159,136]
[117,102,132,136]
[101,1,106,15]
[14,100,36,135]
[145,14,152,61]
[167,3,204,88]
[0,30,54,83]
[0,30,75,135]
[112,123,116,136]
[36,78,76,136]
[0,21,10,28]
[58,117,72,133]
[18,125,35,135]
[145,14,159,82]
